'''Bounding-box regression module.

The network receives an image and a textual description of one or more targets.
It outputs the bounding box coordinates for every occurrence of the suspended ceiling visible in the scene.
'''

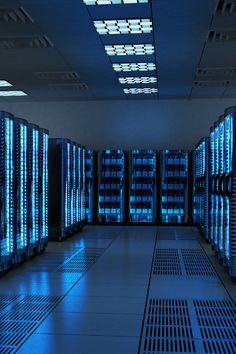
[0,0,236,101]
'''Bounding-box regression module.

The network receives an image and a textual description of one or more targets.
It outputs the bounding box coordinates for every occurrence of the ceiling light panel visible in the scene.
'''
[94,19,152,35]
[84,0,148,4]
[124,87,158,94]
[0,80,12,87]
[113,62,156,72]
[0,91,27,96]
[105,44,154,56]
[119,76,157,84]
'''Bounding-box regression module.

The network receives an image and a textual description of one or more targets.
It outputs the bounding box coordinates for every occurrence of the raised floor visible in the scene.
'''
[0,226,235,354]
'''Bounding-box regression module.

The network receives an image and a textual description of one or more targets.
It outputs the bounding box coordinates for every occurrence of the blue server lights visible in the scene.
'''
[98,150,125,223]
[129,150,156,223]
[85,150,95,223]
[223,107,236,276]
[0,112,14,271]
[39,128,49,251]
[28,123,40,256]
[193,138,209,240]
[81,147,86,223]
[0,111,49,273]
[49,139,85,240]
[14,118,28,262]
[160,150,188,223]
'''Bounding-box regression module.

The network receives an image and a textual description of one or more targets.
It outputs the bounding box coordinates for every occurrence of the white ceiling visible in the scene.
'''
[0,0,235,101]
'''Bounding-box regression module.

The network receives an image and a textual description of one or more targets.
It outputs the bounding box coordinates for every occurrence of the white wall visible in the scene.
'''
[1,99,236,150]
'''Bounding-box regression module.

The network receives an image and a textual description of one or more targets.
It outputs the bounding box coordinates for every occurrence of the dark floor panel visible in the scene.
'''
[0,226,235,354]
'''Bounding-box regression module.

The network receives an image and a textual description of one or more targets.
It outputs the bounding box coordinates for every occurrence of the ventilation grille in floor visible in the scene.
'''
[56,248,105,273]
[0,295,19,311]
[0,295,61,353]
[24,249,82,272]
[181,249,217,276]
[194,299,236,354]
[141,298,196,353]
[153,249,182,275]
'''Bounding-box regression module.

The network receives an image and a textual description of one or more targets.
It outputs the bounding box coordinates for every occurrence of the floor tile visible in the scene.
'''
[16,334,139,354]
[35,312,143,336]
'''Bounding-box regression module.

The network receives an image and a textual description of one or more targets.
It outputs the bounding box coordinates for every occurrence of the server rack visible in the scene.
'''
[129,149,156,223]
[193,138,210,240]
[218,116,225,256]
[209,125,215,246]
[49,138,72,240]
[98,150,125,223]
[85,150,95,223]
[28,123,40,256]
[160,150,188,223]
[71,142,77,232]
[39,128,49,251]
[222,107,236,276]
[14,118,28,263]
[76,145,82,229]
[81,147,86,224]
[0,111,14,271]
[212,121,220,251]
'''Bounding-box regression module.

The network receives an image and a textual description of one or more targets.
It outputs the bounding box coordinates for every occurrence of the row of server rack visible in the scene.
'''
[49,139,87,240]
[193,105,236,277]
[0,111,49,272]
[88,149,190,224]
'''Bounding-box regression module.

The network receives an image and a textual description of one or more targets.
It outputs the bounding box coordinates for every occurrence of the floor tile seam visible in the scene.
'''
[17,333,141,338]
[14,232,118,353]
[137,230,159,354]
[34,331,141,337]
[51,310,145,315]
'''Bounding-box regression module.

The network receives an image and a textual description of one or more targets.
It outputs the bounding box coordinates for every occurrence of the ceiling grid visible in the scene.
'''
[0,0,235,100]
[83,0,159,97]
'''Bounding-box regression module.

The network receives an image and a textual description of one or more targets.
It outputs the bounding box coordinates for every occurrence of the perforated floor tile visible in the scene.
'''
[141,298,196,353]
[153,249,182,275]
[181,250,217,276]
[56,248,105,273]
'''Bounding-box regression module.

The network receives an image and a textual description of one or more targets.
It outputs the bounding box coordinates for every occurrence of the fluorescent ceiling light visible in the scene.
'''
[0,80,12,87]
[113,62,156,72]
[119,76,157,84]
[0,91,27,96]
[94,19,152,35]
[105,44,154,56]
[84,0,148,5]
[123,87,158,94]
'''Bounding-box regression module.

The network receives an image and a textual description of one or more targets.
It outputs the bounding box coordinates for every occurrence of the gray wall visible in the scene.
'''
[1,98,236,150]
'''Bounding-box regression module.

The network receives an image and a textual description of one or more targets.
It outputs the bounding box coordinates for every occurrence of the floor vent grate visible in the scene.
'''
[0,333,27,346]
[0,321,37,333]
[56,248,105,273]
[153,249,182,275]
[20,295,61,303]
[1,311,47,322]
[0,346,14,354]
[181,249,216,276]
[11,302,56,312]
[141,298,196,353]
[194,299,236,354]
[0,295,62,352]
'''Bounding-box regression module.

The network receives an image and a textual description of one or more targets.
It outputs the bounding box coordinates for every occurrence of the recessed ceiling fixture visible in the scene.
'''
[0,80,12,87]
[123,87,158,94]
[84,0,148,4]
[113,62,156,72]
[94,19,152,35]
[119,76,157,84]
[105,44,154,56]
[0,91,27,96]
